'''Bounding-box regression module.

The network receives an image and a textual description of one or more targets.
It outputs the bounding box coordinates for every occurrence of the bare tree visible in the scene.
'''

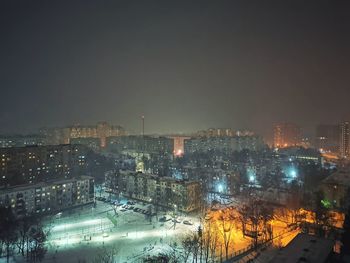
[0,206,18,263]
[238,198,273,249]
[28,225,48,262]
[16,215,37,257]
[216,209,235,260]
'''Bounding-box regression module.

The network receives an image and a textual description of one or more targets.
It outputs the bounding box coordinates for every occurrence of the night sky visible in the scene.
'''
[1,1,349,138]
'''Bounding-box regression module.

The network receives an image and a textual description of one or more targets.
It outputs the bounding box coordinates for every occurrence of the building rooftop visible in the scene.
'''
[322,170,350,187]
[269,233,334,263]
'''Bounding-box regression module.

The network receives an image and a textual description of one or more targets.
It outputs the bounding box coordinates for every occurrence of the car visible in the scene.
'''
[183,220,193,225]
[128,206,134,210]
[55,212,62,219]
[142,210,147,214]
[133,208,140,212]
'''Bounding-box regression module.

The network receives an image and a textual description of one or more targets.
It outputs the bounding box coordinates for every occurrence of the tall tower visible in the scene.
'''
[340,121,350,158]
[136,115,146,173]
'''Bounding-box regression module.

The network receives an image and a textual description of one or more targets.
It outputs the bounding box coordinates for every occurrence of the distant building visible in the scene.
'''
[70,137,100,151]
[41,121,126,148]
[274,123,302,148]
[315,124,340,153]
[0,134,46,148]
[107,135,174,157]
[196,128,236,137]
[167,136,191,156]
[340,121,350,158]
[278,147,324,167]
[270,233,335,263]
[106,171,201,212]
[0,144,88,188]
[184,135,264,154]
[0,176,94,217]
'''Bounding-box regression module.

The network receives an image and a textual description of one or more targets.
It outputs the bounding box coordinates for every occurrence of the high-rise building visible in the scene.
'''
[107,135,174,156]
[0,144,88,188]
[340,121,350,158]
[184,135,264,154]
[167,136,191,156]
[273,123,302,148]
[41,122,126,148]
[315,124,340,153]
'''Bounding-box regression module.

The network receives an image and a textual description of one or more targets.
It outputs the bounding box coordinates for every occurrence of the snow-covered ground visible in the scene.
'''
[9,200,200,263]
[3,194,298,263]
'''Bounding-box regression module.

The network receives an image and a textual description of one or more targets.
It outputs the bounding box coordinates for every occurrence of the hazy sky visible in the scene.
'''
[1,1,349,137]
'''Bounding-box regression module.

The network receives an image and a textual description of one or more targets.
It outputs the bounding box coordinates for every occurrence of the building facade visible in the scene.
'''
[0,144,88,188]
[274,123,302,148]
[315,124,340,153]
[340,121,350,158]
[70,137,100,152]
[184,135,264,154]
[167,136,191,156]
[107,135,174,156]
[0,135,46,148]
[320,170,350,210]
[0,176,94,217]
[106,171,201,212]
[41,122,126,148]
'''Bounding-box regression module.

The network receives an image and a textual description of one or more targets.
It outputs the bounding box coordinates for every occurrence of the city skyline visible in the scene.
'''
[1,1,350,136]
[2,1,350,262]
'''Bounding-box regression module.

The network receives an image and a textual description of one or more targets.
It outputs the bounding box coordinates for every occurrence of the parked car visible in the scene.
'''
[183,220,193,225]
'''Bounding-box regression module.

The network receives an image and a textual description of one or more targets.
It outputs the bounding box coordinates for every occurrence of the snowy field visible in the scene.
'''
[8,200,200,263]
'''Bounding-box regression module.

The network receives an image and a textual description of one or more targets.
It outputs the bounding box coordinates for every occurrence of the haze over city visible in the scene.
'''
[1,1,350,137]
[1,1,350,263]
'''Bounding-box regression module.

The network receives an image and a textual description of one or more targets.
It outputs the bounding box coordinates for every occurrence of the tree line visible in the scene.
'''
[0,206,48,263]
